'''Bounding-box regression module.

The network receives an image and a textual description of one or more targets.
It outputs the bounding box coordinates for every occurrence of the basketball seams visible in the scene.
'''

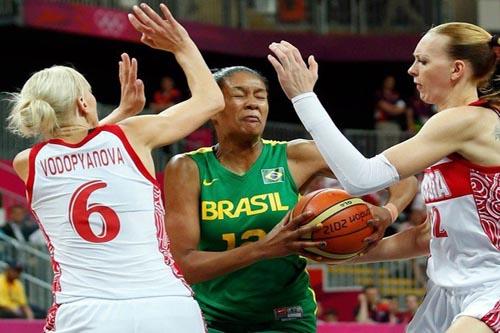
[293,189,374,260]
[302,198,366,230]
[304,247,361,260]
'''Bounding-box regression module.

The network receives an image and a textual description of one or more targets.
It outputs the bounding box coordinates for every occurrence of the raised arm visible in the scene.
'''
[268,40,474,195]
[164,155,323,284]
[99,53,145,126]
[120,4,224,149]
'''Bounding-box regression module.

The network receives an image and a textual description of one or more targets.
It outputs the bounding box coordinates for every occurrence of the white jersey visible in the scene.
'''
[27,125,191,304]
[421,153,500,288]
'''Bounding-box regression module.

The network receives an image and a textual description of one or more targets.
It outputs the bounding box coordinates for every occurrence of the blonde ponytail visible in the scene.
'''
[6,66,91,138]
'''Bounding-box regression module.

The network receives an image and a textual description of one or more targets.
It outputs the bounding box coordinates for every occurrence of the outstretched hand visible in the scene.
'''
[268,40,318,100]
[117,53,145,117]
[128,3,190,53]
[260,211,325,259]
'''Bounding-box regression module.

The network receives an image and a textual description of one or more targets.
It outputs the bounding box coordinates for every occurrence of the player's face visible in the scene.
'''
[408,33,455,107]
[214,71,269,137]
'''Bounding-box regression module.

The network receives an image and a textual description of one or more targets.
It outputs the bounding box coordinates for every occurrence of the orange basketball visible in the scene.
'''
[292,188,374,260]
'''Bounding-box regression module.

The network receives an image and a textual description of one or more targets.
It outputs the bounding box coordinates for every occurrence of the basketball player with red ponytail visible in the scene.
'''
[269,23,500,333]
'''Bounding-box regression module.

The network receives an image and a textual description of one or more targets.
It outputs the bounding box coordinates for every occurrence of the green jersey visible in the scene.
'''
[188,139,316,332]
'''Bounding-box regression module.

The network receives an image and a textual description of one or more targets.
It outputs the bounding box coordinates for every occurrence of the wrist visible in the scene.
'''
[383,202,399,223]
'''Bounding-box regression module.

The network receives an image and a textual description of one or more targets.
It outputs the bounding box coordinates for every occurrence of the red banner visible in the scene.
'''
[23,0,419,62]
[23,0,139,42]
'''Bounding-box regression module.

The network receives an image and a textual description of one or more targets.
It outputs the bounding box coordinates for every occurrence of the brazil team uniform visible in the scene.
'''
[188,139,317,333]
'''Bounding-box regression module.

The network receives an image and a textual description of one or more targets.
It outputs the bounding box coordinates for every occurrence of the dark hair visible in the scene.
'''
[428,22,499,106]
[5,260,23,272]
[211,66,269,90]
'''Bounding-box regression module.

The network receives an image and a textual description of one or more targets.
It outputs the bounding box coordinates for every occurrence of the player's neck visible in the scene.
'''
[214,138,263,174]
[51,125,92,143]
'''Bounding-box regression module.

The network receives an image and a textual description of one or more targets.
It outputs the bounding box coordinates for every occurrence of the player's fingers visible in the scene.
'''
[286,211,313,230]
[118,61,124,85]
[129,58,138,84]
[132,5,162,32]
[159,3,177,26]
[308,55,318,77]
[127,13,154,35]
[139,3,167,28]
[267,54,285,77]
[281,40,305,66]
[298,240,326,249]
[298,250,324,262]
[269,42,290,69]
[135,79,144,95]
[120,53,130,85]
[296,221,322,238]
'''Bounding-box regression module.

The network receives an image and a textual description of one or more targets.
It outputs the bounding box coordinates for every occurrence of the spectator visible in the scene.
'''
[374,75,411,132]
[373,75,412,152]
[149,75,182,113]
[0,261,34,319]
[384,295,401,323]
[399,294,420,323]
[354,285,390,323]
[1,205,35,242]
[323,309,339,323]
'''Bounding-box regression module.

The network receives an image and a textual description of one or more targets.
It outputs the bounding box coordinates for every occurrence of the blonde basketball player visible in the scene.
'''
[7,4,224,333]
[269,24,500,333]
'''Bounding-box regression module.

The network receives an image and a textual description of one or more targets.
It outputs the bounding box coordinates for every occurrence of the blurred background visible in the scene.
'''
[0,1,498,332]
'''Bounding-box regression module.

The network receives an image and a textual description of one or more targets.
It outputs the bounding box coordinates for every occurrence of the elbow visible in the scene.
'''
[175,260,197,284]
[342,183,375,197]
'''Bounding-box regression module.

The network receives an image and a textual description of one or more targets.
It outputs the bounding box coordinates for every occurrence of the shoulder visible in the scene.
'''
[164,153,198,175]
[421,105,488,138]
[164,154,201,194]
[13,148,31,182]
[286,139,318,160]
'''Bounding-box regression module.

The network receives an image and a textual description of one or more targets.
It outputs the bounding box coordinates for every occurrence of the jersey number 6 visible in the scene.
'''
[69,180,121,243]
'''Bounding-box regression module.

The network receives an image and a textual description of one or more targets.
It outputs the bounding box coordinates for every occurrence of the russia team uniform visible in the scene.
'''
[408,105,500,332]
[26,125,204,333]
[187,139,317,333]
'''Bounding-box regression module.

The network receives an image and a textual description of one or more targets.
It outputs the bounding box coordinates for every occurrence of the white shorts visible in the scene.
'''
[407,279,500,333]
[49,295,206,333]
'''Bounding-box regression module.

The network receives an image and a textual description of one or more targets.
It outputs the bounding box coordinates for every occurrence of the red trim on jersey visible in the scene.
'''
[468,99,487,107]
[152,185,193,295]
[26,142,49,203]
[44,303,60,333]
[44,126,105,148]
[30,209,62,333]
[102,125,159,187]
[481,300,500,333]
[448,154,500,173]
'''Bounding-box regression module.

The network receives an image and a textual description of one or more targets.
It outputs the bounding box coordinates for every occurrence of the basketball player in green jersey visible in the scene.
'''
[164,66,418,332]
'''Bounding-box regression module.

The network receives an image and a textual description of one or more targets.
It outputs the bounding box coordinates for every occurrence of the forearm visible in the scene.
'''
[386,176,418,219]
[351,224,430,264]
[165,40,222,114]
[178,242,266,284]
[99,107,129,126]
[292,93,400,195]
